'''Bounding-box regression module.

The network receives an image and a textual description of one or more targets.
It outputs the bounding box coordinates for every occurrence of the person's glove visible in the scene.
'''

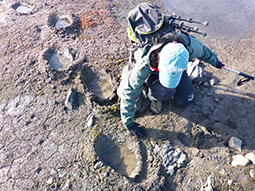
[215,60,225,69]
[127,122,146,137]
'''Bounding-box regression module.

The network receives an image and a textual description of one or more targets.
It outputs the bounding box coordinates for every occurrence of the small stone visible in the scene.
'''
[244,153,255,164]
[201,175,213,191]
[209,79,215,86]
[94,161,104,170]
[154,144,160,156]
[231,154,250,166]
[45,78,51,83]
[63,180,70,189]
[177,153,186,167]
[203,82,210,87]
[249,169,255,178]
[51,84,55,89]
[58,170,66,178]
[50,169,57,176]
[228,179,233,186]
[135,186,143,191]
[103,172,109,177]
[160,145,172,157]
[46,177,53,184]
[229,137,242,151]
[65,88,77,110]
[191,148,200,156]
[167,163,177,176]
[219,169,226,175]
[86,113,94,128]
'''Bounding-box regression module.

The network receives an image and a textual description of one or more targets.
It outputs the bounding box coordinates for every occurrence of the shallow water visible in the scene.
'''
[15,5,32,14]
[99,142,137,177]
[161,0,255,39]
[88,78,113,100]
[55,19,71,29]
[49,53,72,71]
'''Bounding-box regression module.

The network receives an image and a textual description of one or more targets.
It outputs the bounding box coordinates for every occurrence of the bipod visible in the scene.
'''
[222,66,254,86]
[164,13,208,37]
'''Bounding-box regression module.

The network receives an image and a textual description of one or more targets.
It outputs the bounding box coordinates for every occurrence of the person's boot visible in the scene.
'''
[150,100,162,114]
[134,89,149,114]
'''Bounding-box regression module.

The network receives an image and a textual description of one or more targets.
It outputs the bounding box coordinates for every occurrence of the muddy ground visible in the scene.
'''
[0,0,255,190]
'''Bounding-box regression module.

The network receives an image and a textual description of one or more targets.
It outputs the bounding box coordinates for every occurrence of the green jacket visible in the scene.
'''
[120,33,218,128]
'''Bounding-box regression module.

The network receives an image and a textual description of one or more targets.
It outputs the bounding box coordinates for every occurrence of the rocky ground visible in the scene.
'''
[1,0,255,190]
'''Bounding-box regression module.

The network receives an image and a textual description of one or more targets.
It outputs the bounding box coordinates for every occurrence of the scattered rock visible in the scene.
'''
[46,177,54,184]
[86,113,94,128]
[45,78,52,83]
[209,79,215,86]
[200,175,213,191]
[63,180,70,189]
[50,169,57,176]
[231,154,250,166]
[219,168,226,175]
[135,186,143,191]
[103,172,109,177]
[58,170,66,178]
[94,161,104,170]
[65,88,77,110]
[249,169,255,178]
[156,143,186,175]
[203,82,210,87]
[228,179,233,186]
[244,153,255,164]
[167,163,177,176]
[186,60,204,82]
[177,152,187,167]
[229,137,242,151]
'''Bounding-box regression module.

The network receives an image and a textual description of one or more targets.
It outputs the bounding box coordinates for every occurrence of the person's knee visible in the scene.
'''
[174,93,195,106]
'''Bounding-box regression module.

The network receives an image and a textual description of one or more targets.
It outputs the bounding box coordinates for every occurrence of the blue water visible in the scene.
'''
[161,0,255,39]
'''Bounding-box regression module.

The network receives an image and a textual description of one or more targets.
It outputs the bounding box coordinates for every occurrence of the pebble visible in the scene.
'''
[46,177,53,184]
[249,169,255,178]
[45,78,51,83]
[201,175,213,191]
[228,179,233,186]
[63,180,70,189]
[203,82,210,87]
[209,79,215,86]
[229,137,242,151]
[219,169,226,175]
[244,153,255,164]
[154,144,160,156]
[177,153,187,167]
[86,113,94,128]
[167,163,177,176]
[157,143,186,175]
[50,169,57,176]
[94,161,104,170]
[65,88,77,110]
[103,172,109,177]
[58,170,66,178]
[231,154,250,166]
[135,186,143,191]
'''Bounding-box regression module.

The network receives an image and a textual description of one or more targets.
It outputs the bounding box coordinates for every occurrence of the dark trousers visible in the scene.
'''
[145,71,195,106]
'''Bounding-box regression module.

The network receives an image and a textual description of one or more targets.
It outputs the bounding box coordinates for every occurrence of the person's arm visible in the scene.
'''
[181,33,223,68]
[120,47,151,130]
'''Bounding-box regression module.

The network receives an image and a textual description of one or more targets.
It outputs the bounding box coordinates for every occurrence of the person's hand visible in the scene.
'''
[127,122,146,137]
[216,60,225,69]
